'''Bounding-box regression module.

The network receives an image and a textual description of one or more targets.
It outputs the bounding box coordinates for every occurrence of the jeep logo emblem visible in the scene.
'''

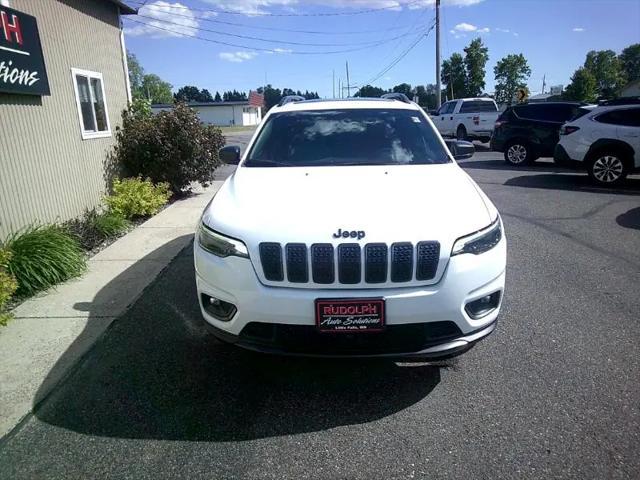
[333,228,365,240]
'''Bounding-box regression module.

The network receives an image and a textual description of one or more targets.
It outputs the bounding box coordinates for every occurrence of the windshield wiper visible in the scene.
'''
[244,159,289,167]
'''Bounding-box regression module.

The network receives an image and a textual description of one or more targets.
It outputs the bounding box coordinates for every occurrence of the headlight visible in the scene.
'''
[451,217,502,256]
[198,224,249,258]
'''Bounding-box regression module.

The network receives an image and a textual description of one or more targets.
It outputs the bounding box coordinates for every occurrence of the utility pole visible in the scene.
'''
[541,74,546,94]
[332,70,335,98]
[338,78,342,99]
[435,0,441,109]
[345,61,351,98]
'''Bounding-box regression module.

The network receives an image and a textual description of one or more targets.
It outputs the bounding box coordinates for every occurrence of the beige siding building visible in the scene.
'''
[0,0,135,239]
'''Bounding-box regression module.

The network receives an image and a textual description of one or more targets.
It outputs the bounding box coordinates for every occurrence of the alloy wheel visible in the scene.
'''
[507,144,527,164]
[592,155,624,183]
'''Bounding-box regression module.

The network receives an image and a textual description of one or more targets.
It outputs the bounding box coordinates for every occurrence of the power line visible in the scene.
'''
[126,0,425,17]
[134,13,425,47]
[357,20,436,87]
[125,17,431,55]
[136,3,421,36]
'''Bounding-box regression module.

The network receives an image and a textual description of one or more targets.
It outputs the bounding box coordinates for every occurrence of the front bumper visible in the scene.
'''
[553,144,584,169]
[194,236,506,358]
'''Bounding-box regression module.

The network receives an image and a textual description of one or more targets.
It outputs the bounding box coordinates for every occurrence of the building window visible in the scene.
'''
[71,68,111,139]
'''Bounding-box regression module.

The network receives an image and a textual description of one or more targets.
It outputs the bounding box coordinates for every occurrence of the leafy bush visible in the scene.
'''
[113,102,225,194]
[64,209,131,250]
[5,226,86,297]
[94,211,131,237]
[0,248,18,326]
[105,177,170,219]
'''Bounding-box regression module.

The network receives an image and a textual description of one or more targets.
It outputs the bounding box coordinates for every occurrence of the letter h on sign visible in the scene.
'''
[1,10,23,45]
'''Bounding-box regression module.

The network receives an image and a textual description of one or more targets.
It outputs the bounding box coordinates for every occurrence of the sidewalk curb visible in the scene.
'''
[0,182,222,439]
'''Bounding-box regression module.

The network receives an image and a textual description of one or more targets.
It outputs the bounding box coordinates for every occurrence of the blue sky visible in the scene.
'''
[123,0,640,98]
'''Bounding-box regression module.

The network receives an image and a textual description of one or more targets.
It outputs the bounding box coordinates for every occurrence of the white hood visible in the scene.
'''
[203,163,496,288]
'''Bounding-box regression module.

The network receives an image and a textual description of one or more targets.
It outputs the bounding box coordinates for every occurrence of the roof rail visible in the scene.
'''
[381,92,412,104]
[278,95,306,106]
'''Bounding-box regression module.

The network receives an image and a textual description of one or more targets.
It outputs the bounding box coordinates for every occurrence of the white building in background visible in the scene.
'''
[151,101,262,127]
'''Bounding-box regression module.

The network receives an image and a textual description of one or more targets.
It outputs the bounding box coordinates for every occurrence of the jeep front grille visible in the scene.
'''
[259,241,440,286]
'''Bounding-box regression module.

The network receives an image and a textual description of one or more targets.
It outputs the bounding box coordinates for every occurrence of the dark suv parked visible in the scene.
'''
[490,102,585,166]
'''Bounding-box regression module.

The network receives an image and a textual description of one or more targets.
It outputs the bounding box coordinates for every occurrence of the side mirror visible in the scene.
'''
[219,145,241,165]
[445,139,475,160]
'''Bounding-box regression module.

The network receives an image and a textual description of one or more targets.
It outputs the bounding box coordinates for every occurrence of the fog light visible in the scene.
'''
[465,291,501,319]
[202,294,237,321]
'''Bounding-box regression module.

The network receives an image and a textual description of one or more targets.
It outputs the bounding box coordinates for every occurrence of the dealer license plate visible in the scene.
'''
[315,298,385,333]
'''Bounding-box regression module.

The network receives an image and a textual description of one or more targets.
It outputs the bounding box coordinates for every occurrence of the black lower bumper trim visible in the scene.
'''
[203,319,497,359]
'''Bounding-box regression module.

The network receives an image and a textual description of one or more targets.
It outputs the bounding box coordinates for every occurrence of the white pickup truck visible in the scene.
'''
[430,98,500,142]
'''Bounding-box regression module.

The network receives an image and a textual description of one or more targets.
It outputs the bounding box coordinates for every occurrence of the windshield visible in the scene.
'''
[244,109,450,167]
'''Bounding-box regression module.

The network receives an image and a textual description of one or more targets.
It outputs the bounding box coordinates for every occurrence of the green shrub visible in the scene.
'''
[113,102,225,194]
[5,226,87,297]
[0,248,18,326]
[93,211,131,237]
[64,209,131,250]
[105,177,170,219]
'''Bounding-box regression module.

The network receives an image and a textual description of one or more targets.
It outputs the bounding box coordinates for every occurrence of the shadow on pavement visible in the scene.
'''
[33,242,440,442]
[504,174,640,195]
[617,207,640,230]
[459,159,565,173]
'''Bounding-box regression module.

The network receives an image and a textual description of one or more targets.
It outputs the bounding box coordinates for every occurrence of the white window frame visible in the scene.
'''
[71,68,111,140]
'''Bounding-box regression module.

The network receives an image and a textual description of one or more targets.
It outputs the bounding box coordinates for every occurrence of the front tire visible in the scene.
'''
[456,125,467,141]
[587,152,628,185]
[504,141,532,166]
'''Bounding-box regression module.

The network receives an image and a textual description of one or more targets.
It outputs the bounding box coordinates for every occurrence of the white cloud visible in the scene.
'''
[219,51,259,62]
[125,1,201,37]
[451,22,489,36]
[495,28,510,33]
[572,27,585,32]
[203,0,484,15]
[453,22,478,32]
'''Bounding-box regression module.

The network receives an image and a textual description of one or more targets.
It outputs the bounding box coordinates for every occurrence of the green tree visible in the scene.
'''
[415,84,439,110]
[257,84,282,111]
[127,53,144,99]
[619,43,640,83]
[493,53,531,105]
[200,89,214,102]
[392,83,413,96]
[140,74,173,104]
[214,91,222,102]
[223,90,247,101]
[563,67,597,102]
[442,53,467,99]
[355,85,388,97]
[584,50,624,99]
[464,38,489,97]
[174,86,203,102]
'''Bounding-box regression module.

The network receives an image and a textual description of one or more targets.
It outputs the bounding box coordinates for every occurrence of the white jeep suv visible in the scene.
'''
[194,94,506,358]
[555,103,640,185]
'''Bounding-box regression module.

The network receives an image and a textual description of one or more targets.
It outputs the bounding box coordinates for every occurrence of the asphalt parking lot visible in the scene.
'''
[1,137,639,479]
